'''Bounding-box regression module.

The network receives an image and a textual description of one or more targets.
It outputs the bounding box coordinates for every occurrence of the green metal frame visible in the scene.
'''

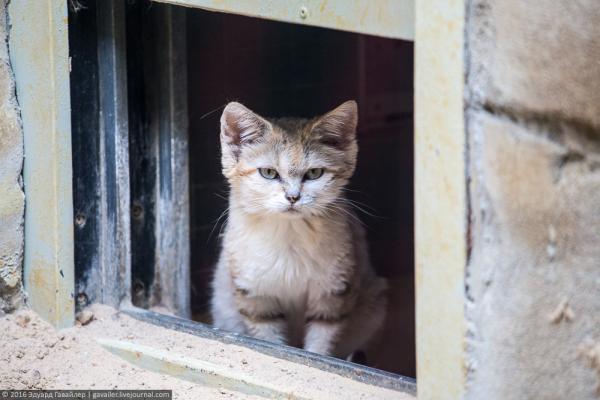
[8,0,75,328]
[415,0,467,399]
[154,0,414,40]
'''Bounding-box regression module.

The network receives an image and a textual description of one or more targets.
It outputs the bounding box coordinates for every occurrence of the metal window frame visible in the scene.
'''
[9,0,75,329]
[415,1,468,398]
[66,0,416,394]
[69,0,133,310]
[153,0,415,41]
[69,0,190,317]
[10,0,466,398]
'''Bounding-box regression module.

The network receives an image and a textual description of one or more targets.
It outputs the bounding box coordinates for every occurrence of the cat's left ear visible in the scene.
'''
[310,100,358,149]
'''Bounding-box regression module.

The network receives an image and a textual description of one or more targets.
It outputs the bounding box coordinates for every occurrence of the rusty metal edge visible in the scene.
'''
[152,0,414,41]
[123,306,417,395]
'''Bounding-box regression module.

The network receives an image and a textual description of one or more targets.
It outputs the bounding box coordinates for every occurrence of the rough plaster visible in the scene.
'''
[466,1,600,398]
[0,0,24,313]
[467,0,600,129]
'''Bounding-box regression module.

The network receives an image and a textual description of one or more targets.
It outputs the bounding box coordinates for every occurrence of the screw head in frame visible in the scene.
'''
[74,212,87,228]
[76,292,88,306]
[299,6,309,19]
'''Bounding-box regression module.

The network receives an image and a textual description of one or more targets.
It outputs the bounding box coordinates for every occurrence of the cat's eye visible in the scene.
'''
[258,168,279,180]
[304,168,324,180]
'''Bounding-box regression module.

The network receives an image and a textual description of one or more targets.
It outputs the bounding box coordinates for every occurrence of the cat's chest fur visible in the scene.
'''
[225,212,351,303]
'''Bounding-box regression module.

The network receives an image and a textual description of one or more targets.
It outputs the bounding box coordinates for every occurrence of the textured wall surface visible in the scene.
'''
[0,0,24,313]
[466,1,600,398]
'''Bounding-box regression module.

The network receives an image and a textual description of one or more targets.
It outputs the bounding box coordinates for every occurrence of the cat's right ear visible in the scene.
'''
[220,102,270,159]
[310,100,358,150]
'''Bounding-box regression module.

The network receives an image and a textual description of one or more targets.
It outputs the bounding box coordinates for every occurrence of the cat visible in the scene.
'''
[210,100,387,358]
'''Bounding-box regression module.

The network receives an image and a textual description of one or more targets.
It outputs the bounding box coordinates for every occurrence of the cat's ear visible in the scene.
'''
[311,100,358,149]
[220,102,270,158]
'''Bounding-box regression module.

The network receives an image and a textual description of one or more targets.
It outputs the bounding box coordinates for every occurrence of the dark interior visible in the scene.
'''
[186,9,415,377]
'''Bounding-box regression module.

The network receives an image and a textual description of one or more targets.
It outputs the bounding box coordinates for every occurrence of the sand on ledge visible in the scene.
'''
[0,304,414,400]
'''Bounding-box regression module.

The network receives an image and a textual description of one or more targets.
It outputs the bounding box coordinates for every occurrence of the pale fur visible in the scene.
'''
[211,101,387,358]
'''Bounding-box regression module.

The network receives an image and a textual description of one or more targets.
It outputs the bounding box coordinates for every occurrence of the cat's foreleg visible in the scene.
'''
[304,279,357,356]
[303,316,346,356]
[243,315,288,344]
[235,292,288,344]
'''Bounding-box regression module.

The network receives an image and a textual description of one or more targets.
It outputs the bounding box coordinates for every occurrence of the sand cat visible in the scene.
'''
[211,100,387,358]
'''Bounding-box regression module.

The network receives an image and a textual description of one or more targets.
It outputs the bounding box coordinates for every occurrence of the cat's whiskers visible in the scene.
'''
[337,194,378,212]
[213,192,229,201]
[340,187,364,194]
[217,214,230,238]
[207,207,230,244]
[320,202,367,228]
[197,103,228,120]
[335,198,380,218]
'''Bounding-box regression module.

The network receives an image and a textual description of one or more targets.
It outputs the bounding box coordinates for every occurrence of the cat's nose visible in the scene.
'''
[286,194,300,204]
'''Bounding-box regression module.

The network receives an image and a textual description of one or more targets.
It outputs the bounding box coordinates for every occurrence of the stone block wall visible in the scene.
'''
[0,0,24,313]
[466,1,600,398]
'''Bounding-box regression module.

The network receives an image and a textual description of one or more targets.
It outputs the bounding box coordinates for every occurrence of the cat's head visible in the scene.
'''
[220,101,358,217]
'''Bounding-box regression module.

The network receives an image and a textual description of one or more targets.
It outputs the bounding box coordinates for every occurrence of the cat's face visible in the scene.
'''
[220,101,358,217]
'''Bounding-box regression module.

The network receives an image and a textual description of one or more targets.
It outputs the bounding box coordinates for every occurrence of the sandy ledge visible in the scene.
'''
[0,304,414,400]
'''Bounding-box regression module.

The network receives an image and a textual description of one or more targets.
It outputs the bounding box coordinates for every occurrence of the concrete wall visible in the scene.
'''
[465,1,600,398]
[0,0,24,313]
